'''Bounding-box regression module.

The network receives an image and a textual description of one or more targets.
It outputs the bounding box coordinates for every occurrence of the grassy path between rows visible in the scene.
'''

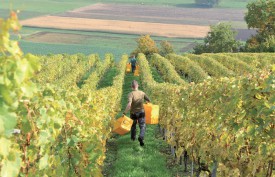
[103,70,174,177]
[97,67,119,89]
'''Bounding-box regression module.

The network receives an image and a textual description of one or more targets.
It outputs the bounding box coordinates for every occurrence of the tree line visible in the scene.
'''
[194,0,275,54]
[132,0,275,56]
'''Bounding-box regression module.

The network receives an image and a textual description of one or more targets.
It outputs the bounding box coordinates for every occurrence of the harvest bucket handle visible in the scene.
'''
[123,120,130,124]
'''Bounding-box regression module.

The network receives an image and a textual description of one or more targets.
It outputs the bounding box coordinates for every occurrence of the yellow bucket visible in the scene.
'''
[144,103,159,124]
[126,63,131,73]
[134,65,139,76]
[113,115,133,135]
[134,70,139,76]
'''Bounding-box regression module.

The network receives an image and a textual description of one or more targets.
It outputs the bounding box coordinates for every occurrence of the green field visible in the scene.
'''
[18,27,201,59]
[0,0,92,13]
[0,0,249,20]
[2,0,248,57]
[0,0,249,14]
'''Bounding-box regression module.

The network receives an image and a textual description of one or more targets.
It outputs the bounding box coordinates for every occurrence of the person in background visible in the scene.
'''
[123,80,150,146]
[130,55,137,73]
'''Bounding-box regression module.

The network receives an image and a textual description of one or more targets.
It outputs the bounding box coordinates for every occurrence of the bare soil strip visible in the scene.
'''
[58,3,247,28]
[24,32,90,44]
[69,3,245,22]
[21,16,209,38]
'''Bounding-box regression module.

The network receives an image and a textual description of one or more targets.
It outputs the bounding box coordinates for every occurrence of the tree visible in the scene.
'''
[194,0,221,7]
[159,40,174,56]
[193,23,241,54]
[132,34,158,57]
[244,0,275,52]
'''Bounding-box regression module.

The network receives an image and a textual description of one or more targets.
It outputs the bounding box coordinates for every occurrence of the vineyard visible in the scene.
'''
[1,13,275,177]
[139,53,274,176]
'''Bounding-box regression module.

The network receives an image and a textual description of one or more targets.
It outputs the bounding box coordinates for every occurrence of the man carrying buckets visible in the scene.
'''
[123,80,150,146]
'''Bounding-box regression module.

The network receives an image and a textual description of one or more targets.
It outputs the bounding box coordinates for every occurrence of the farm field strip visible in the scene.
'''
[21,15,210,38]
[67,3,246,25]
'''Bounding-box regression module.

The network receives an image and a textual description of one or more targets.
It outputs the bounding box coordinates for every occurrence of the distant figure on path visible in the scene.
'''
[123,80,150,146]
[130,55,137,73]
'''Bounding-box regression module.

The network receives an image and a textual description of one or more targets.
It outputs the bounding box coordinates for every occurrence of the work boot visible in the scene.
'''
[138,137,144,146]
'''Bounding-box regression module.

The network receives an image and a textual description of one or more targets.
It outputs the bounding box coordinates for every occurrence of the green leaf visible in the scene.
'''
[67,138,75,147]
[260,143,267,156]
[0,138,11,157]
[1,152,21,177]
[264,101,270,108]
[25,53,41,72]
[0,85,14,106]
[0,117,5,134]
[14,59,28,84]
[238,111,246,120]
[38,130,50,145]
[53,122,61,129]
[255,93,262,99]
[0,75,4,84]
[21,118,32,133]
[21,82,37,98]
[39,154,49,170]
[0,106,17,134]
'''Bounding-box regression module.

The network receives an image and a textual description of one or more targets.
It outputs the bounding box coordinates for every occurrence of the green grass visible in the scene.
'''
[0,0,93,14]
[0,8,45,20]
[104,72,173,177]
[0,0,249,28]
[109,126,173,177]
[18,27,202,60]
[20,26,200,44]
[20,40,126,60]
[1,0,248,17]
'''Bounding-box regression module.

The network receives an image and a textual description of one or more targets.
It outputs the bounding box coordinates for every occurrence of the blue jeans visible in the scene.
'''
[130,111,146,140]
[131,65,136,73]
